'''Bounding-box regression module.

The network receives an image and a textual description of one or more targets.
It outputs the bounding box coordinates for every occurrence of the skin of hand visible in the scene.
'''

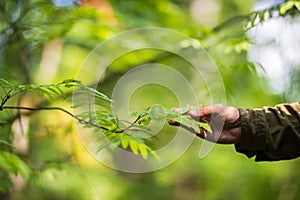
[169,104,241,144]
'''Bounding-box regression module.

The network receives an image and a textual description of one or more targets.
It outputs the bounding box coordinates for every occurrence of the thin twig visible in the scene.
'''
[212,15,250,33]
[1,106,109,131]
[117,115,142,133]
[212,0,287,33]
[0,89,13,109]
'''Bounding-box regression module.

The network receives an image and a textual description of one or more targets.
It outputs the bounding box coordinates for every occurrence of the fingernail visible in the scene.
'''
[173,108,181,113]
[169,119,176,124]
[169,119,180,126]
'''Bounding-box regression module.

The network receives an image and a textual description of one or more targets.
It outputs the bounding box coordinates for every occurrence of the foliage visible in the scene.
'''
[0,78,212,161]
[245,0,300,29]
[0,151,31,192]
[0,0,299,199]
[0,0,99,83]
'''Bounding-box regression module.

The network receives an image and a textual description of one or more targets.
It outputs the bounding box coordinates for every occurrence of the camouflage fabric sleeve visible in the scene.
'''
[235,102,300,161]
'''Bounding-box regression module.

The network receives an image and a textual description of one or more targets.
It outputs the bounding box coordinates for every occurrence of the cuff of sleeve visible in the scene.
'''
[235,108,266,151]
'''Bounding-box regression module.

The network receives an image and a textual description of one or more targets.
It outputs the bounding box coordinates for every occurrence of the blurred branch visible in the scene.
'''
[100,52,174,83]
[212,15,250,33]
[212,0,299,33]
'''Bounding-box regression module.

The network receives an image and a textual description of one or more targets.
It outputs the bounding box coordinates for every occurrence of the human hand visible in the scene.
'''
[169,104,241,144]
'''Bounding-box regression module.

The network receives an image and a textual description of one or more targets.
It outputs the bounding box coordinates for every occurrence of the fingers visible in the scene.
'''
[193,104,224,117]
[169,120,208,139]
[169,104,241,144]
[169,119,180,126]
[173,104,225,122]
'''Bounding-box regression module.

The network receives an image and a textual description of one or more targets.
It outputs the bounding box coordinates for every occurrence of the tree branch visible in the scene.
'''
[116,115,142,133]
[1,106,109,131]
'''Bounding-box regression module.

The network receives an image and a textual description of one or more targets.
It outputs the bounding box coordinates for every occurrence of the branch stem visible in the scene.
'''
[1,106,109,131]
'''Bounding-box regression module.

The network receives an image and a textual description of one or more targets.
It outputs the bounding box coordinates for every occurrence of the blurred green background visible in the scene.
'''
[0,0,299,199]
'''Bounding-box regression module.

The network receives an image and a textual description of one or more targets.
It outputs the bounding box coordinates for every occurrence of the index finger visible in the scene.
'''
[187,104,219,117]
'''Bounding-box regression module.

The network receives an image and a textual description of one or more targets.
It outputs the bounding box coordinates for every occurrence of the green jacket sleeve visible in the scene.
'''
[235,102,300,161]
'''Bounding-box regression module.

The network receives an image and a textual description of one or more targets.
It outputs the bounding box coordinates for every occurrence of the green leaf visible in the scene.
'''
[129,140,139,154]
[149,104,166,120]
[280,1,295,15]
[71,103,87,109]
[150,149,161,162]
[199,122,212,132]
[30,84,39,89]
[51,84,64,96]
[95,132,113,143]
[130,109,148,117]
[138,144,149,159]
[64,83,76,88]
[96,142,111,153]
[85,87,113,102]
[128,130,152,139]
[295,2,300,11]
[0,151,31,180]
[138,116,152,126]
[111,140,121,150]
[0,78,15,87]
[259,11,265,22]
[268,7,274,18]
[0,138,12,147]
[121,138,129,149]
[17,85,29,91]
[37,87,53,99]
[251,13,258,27]
[125,136,144,144]
[46,86,60,96]
[171,115,200,132]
